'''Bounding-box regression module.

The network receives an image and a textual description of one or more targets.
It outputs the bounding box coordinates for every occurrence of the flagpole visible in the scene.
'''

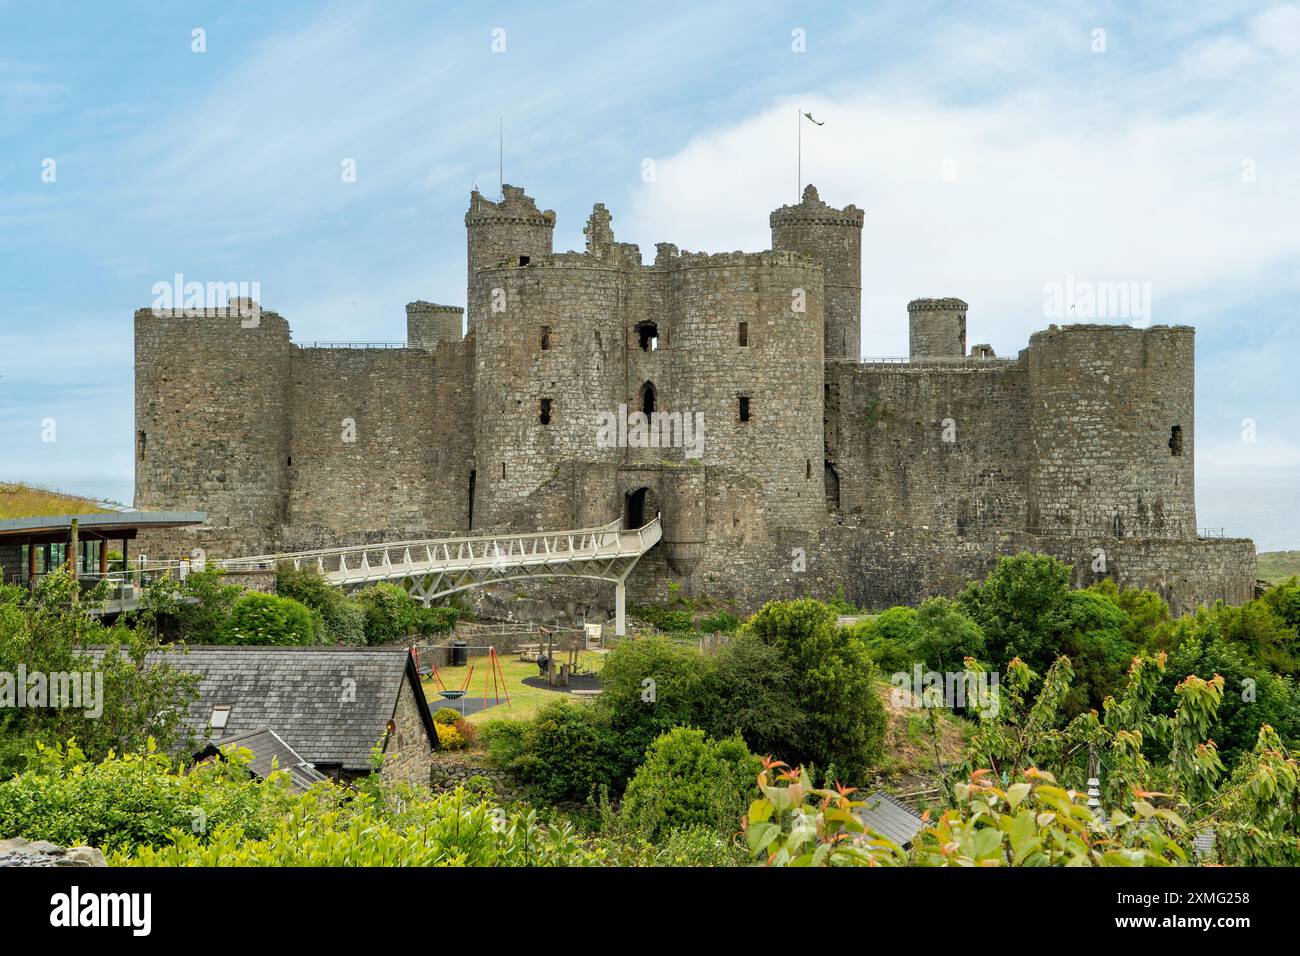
[499,117,504,199]
[796,106,801,200]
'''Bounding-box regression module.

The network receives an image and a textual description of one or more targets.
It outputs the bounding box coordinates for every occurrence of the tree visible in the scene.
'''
[908,597,986,674]
[619,727,760,841]
[958,553,1076,671]
[742,599,888,783]
[703,632,806,758]
[0,571,199,775]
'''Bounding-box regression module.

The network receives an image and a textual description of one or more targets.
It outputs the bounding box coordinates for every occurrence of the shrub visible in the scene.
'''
[742,599,888,783]
[619,727,761,841]
[0,739,299,852]
[852,606,917,673]
[412,606,460,636]
[482,719,529,768]
[595,637,711,781]
[433,707,462,726]
[702,632,805,757]
[0,573,199,775]
[959,553,1076,671]
[500,700,619,804]
[629,604,695,632]
[139,567,241,643]
[699,611,740,634]
[435,723,467,750]
[219,592,316,646]
[276,564,365,645]
[353,583,419,644]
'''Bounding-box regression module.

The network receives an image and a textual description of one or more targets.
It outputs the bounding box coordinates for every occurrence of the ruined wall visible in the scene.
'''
[826,359,1028,534]
[1027,324,1196,539]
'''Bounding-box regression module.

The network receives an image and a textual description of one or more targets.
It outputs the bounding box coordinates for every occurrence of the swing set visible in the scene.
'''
[420,645,511,714]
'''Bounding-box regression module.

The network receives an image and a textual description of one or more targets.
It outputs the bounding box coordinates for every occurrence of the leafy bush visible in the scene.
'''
[620,727,760,841]
[139,567,241,643]
[496,700,620,804]
[741,599,888,783]
[433,707,462,726]
[959,553,1076,671]
[699,611,740,634]
[220,591,316,646]
[276,564,365,645]
[120,783,603,867]
[353,583,418,644]
[0,739,299,852]
[412,605,460,636]
[851,606,917,673]
[0,573,199,775]
[702,632,805,757]
[628,604,695,633]
[435,723,467,750]
[595,636,711,781]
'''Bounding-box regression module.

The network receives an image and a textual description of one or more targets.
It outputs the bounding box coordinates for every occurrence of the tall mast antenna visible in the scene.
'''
[499,117,504,199]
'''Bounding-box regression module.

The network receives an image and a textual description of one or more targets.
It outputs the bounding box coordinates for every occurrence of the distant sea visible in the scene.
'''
[18,467,1300,553]
[1197,466,1300,553]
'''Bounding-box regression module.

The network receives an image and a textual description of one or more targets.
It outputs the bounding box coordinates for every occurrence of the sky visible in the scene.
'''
[1,0,1297,544]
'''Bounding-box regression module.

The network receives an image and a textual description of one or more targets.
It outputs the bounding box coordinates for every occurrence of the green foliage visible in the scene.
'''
[619,727,760,842]
[433,707,462,726]
[743,760,907,866]
[1261,578,1300,634]
[698,610,740,634]
[219,591,316,646]
[959,553,1076,671]
[351,584,458,645]
[628,603,695,632]
[0,572,199,776]
[120,782,603,866]
[1057,589,1136,715]
[0,739,299,852]
[595,636,711,780]
[276,564,365,645]
[139,567,241,643]
[742,599,888,783]
[852,606,917,673]
[702,632,806,758]
[492,700,619,804]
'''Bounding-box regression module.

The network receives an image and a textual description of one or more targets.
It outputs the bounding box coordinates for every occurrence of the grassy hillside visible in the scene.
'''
[0,483,111,520]
[1257,551,1300,585]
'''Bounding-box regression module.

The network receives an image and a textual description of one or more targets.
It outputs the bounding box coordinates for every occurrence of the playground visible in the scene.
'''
[417,645,607,725]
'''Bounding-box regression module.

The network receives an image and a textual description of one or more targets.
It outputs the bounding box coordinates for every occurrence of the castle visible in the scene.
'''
[133,183,1256,617]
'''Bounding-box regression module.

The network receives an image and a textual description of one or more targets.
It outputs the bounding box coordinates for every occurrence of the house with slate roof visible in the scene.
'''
[194,728,328,793]
[92,645,439,785]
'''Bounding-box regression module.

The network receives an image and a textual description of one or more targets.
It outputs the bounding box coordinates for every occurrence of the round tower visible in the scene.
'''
[770,184,863,360]
[1026,324,1196,539]
[908,297,968,360]
[464,184,555,321]
[406,301,464,348]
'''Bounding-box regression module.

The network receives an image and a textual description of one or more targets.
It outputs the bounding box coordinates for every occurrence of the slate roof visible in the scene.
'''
[195,727,327,792]
[89,645,436,771]
[857,791,927,847]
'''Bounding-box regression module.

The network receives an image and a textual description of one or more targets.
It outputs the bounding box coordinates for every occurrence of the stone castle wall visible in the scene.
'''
[132,182,1256,619]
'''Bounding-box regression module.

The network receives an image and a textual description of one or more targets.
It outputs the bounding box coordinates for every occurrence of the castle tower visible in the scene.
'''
[908,297,968,361]
[134,301,292,555]
[406,301,463,348]
[1026,324,1196,539]
[770,184,863,360]
[464,184,555,321]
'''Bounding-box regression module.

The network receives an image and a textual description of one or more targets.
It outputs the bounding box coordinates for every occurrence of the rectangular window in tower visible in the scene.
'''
[1169,425,1184,456]
[137,431,146,460]
[738,322,749,347]
[539,397,553,425]
[636,322,659,351]
[540,326,551,350]
[738,396,751,422]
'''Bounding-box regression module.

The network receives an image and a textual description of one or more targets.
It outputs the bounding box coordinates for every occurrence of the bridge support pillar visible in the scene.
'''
[615,580,626,637]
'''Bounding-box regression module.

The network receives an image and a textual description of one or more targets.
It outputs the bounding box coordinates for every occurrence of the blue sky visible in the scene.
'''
[1,0,1297,543]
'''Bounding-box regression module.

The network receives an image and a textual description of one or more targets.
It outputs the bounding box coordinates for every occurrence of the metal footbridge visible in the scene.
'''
[216,516,662,635]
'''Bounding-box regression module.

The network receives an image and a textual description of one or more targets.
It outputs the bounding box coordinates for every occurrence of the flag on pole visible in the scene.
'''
[803,111,824,126]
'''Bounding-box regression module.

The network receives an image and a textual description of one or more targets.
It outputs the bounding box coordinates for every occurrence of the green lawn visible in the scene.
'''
[1258,551,1300,585]
[421,648,607,725]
